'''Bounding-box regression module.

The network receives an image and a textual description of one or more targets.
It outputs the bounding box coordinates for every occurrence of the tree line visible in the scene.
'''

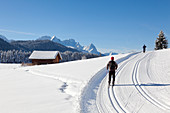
[0,50,99,63]
[0,50,31,63]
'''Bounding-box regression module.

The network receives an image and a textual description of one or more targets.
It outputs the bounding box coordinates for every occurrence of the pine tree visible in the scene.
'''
[155,30,168,50]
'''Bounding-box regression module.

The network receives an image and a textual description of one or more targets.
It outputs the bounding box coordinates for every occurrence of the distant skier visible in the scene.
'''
[107,57,118,87]
[143,44,146,53]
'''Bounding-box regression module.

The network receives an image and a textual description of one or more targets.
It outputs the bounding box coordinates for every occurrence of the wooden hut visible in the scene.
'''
[29,51,62,65]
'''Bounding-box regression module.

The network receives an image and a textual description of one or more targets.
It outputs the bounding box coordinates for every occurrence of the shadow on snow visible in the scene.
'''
[115,83,170,87]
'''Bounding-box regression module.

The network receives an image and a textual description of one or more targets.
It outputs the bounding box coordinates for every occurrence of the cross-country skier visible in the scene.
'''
[107,56,118,87]
[143,44,146,53]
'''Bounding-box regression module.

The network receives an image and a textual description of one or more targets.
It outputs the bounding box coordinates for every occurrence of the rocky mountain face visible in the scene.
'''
[62,39,84,51]
[83,43,100,55]
[51,36,63,44]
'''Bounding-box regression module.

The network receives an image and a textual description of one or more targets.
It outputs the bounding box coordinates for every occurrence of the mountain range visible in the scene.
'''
[0,35,78,52]
[0,35,118,55]
[37,35,101,55]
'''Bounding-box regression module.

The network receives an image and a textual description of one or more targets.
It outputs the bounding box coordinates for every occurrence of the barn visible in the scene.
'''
[29,51,62,65]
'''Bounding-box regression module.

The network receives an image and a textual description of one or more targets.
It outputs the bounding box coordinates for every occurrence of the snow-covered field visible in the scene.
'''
[0,49,170,113]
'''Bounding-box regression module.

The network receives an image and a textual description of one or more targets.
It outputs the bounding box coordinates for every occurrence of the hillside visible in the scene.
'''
[0,38,17,51]
[0,35,9,42]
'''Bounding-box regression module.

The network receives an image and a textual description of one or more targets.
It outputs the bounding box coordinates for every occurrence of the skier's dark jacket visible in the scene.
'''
[107,60,118,71]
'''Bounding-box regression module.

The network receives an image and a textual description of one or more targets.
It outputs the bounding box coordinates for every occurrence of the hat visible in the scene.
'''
[111,57,114,60]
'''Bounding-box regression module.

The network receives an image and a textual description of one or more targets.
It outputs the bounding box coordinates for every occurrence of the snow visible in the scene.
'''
[1,49,170,113]
[29,51,62,59]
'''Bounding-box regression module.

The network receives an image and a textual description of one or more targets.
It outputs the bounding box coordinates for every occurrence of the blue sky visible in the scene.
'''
[0,0,170,53]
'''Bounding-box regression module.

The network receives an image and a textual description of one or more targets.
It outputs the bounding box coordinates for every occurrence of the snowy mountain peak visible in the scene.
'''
[84,43,97,51]
[62,39,83,51]
[51,35,56,40]
[83,43,100,55]
[37,35,62,44]
[89,43,96,49]
[68,39,76,43]
[50,36,61,43]
[37,36,51,40]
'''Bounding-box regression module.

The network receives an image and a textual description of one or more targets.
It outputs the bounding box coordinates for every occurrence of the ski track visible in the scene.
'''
[80,52,139,113]
[81,51,170,113]
[131,53,170,110]
[22,51,170,112]
[105,54,140,113]
[107,52,170,112]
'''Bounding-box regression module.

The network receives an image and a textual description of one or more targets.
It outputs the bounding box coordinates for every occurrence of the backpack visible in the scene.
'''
[109,61,116,71]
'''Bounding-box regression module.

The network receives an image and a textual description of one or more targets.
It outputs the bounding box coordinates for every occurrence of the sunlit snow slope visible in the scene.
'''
[81,49,170,113]
[0,52,129,113]
[0,49,170,113]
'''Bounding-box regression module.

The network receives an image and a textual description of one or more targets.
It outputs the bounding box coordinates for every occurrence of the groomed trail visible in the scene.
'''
[80,50,170,113]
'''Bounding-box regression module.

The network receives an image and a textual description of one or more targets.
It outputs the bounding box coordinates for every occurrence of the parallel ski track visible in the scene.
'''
[97,76,116,113]
[131,53,170,110]
[80,52,139,113]
[97,52,170,113]
[96,54,140,113]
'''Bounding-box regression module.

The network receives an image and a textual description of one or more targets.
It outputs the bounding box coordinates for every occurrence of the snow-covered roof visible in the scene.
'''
[29,51,62,60]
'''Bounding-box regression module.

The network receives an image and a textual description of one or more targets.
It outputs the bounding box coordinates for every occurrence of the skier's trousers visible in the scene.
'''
[108,71,115,85]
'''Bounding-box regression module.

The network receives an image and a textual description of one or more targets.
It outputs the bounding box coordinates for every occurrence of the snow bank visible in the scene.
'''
[0,52,130,113]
